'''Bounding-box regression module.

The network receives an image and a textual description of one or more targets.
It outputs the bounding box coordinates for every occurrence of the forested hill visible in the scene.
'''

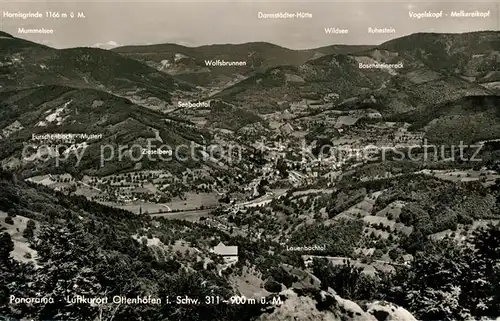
[2,168,500,320]
[0,169,267,320]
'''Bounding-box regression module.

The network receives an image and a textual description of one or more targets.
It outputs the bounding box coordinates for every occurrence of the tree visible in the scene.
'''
[312,258,380,301]
[0,232,14,264]
[276,158,289,178]
[462,224,500,317]
[26,220,36,230]
[7,208,17,217]
[400,229,427,254]
[22,226,34,239]
[373,249,384,259]
[395,239,473,320]
[388,247,403,261]
[264,279,282,293]
[23,220,36,239]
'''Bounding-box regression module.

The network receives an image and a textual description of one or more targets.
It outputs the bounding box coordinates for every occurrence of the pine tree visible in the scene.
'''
[0,232,14,265]
[463,224,500,317]
[400,239,472,320]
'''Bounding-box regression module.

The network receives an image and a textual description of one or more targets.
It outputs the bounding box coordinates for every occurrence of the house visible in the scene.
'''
[281,110,294,120]
[303,255,315,268]
[131,186,153,195]
[402,254,413,265]
[279,123,294,136]
[210,242,238,264]
[367,111,382,119]
[334,115,360,129]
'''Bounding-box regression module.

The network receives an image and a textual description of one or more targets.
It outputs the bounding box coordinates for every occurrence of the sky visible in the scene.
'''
[1,0,499,49]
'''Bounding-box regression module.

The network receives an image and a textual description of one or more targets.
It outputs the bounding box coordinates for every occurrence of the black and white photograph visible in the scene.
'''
[1,0,500,320]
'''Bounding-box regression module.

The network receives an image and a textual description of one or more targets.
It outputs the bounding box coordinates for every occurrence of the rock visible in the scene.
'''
[256,288,418,321]
[257,288,375,321]
[365,301,417,321]
[331,293,376,321]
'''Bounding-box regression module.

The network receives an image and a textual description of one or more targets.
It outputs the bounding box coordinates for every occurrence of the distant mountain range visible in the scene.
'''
[2,27,500,321]
[0,85,207,177]
[408,95,500,144]
[109,31,500,117]
[1,30,499,175]
[210,31,499,115]
[112,42,374,88]
[0,31,191,102]
[3,30,498,114]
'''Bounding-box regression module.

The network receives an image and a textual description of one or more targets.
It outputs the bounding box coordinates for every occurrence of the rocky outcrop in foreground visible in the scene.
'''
[257,288,417,321]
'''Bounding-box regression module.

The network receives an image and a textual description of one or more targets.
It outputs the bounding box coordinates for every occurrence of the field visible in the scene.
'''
[102,195,217,214]
[420,169,500,187]
[162,192,219,211]
[304,255,396,275]
[429,219,500,242]
[150,209,214,221]
[0,211,38,265]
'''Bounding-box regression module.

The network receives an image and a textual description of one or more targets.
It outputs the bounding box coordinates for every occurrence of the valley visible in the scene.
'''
[1,12,500,321]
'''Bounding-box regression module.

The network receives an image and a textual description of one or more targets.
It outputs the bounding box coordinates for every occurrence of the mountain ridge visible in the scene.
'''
[0,33,192,105]
[111,40,375,88]
[209,31,499,115]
